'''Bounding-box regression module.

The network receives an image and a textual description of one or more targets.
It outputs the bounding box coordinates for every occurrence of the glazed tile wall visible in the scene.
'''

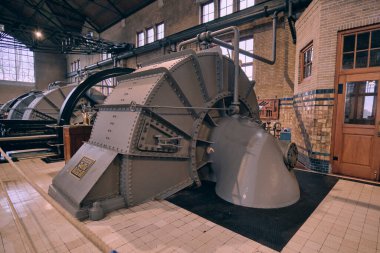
[275,89,334,173]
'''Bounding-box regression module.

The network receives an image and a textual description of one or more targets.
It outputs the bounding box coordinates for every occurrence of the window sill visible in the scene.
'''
[0,80,35,87]
[300,76,312,85]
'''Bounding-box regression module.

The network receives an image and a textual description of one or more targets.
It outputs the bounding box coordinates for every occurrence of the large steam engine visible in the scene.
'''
[49,26,300,220]
[0,23,300,221]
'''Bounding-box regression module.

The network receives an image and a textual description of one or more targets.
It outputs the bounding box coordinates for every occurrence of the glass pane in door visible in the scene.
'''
[344,80,378,124]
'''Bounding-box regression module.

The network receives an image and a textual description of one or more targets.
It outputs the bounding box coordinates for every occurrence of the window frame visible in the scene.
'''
[344,80,378,125]
[0,36,35,84]
[94,53,115,95]
[238,0,255,10]
[71,59,80,72]
[341,27,380,71]
[146,27,155,44]
[338,24,380,75]
[300,42,313,82]
[137,31,145,47]
[156,23,165,40]
[96,77,116,96]
[220,37,254,81]
[220,41,232,58]
[136,22,165,48]
[70,59,81,83]
[219,0,233,17]
[101,53,112,60]
[239,37,254,81]
[201,1,215,23]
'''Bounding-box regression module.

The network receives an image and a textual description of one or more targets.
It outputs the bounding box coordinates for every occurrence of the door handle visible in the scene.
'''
[378,121,380,137]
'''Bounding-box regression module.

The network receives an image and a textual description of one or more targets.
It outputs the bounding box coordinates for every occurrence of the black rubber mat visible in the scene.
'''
[166,170,338,251]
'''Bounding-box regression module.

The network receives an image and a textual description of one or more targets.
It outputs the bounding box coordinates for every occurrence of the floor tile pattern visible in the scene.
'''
[1,159,379,253]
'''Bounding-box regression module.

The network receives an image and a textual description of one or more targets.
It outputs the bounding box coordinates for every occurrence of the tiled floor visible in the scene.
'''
[1,158,380,253]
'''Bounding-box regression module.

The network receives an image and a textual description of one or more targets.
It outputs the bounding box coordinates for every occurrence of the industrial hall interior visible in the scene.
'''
[1,0,380,252]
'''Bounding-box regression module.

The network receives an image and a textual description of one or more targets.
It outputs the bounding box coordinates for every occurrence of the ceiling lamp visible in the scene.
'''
[34,30,43,39]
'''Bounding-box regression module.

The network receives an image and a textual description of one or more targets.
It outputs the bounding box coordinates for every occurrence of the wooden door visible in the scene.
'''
[332,73,380,180]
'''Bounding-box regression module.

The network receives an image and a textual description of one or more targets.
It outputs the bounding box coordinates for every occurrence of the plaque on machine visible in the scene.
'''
[71,156,95,179]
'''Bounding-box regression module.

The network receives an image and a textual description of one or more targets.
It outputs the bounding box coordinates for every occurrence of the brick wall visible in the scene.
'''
[294,0,321,94]
[293,0,380,172]
[101,0,198,44]
[292,89,334,172]
[296,0,380,93]
[253,19,296,131]
[67,0,199,71]
[318,0,380,89]
[278,98,294,130]
[255,19,296,100]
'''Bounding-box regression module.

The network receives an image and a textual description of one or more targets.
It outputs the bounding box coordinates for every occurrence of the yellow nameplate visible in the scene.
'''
[70,156,95,179]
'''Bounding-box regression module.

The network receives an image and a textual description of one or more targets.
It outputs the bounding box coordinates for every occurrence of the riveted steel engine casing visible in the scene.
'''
[49,49,300,219]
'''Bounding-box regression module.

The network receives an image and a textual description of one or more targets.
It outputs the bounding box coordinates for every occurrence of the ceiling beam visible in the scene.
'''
[44,1,98,32]
[89,0,120,16]
[107,0,124,18]
[29,0,47,20]
[100,0,155,32]
[24,0,65,31]
[0,1,41,45]
[62,0,100,33]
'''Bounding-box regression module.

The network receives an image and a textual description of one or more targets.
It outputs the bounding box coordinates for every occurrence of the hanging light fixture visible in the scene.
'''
[34,30,43,39]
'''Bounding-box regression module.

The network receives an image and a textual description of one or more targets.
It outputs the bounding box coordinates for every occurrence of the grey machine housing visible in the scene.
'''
[1,83,106,122]
[49,48,300,220]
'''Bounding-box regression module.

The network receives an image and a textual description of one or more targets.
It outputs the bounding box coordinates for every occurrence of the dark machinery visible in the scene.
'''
[6,91,41,120]
[0,84,79,139]
[0,81,103,153]
[0,68,135,159]
[49,25,300,220]
[21,83,78,121]
[0,91,56,152]
[0,91,38,119]
[0,85,78,153]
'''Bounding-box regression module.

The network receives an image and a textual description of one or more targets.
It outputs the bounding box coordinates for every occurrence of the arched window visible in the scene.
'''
[0,33,35,83]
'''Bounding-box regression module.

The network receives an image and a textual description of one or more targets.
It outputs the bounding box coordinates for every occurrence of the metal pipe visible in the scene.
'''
[0,134,57,142]
[232,27,240,112]
[211,27,241,112]
[177,37,199,51]
[97,103,230,111]
[287,0,297,44]
[271,11,278,64]
[83,51,131,71]
[288,0,293,16]
[176,12,278,111]
[212,12,278,65]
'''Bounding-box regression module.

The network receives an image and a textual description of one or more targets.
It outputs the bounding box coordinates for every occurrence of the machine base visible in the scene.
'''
[48,185,126,220]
